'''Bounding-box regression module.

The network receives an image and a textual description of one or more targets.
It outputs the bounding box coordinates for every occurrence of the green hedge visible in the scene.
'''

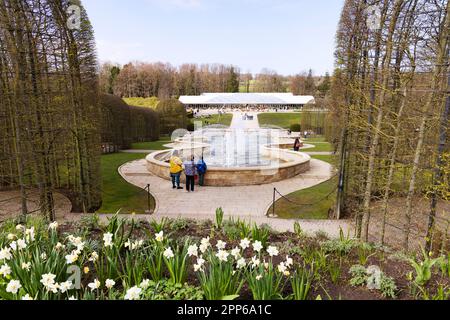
[100,94,160,150]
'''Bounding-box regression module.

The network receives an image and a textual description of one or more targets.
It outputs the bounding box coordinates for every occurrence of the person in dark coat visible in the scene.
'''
[196,157,208,186]
[294,138,302,152]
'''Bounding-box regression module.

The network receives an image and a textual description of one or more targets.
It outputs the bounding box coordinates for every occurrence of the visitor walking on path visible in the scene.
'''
[169,150,183,190]
[196,157,208,186]
[183,156,197,192]
[294,138,302,152]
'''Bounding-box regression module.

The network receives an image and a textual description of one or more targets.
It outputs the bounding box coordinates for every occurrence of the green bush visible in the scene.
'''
[156,99,188,135]
[142,280,204,300]
[290,123,301,132]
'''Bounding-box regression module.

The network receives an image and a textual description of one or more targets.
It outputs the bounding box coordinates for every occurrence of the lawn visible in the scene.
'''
[303,142,334,153]
[267,155,337,219]
[97,153,155,214]
[123,97,159,109]
[193,113,233,127]
[130,138,172,150]
[257,113,302,129]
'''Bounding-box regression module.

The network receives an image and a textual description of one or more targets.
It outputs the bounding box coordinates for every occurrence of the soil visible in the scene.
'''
[52,218,450,300]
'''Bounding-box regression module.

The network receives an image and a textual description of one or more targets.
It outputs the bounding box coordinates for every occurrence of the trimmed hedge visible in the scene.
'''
[100,94,159,151]
[156,98,188,135]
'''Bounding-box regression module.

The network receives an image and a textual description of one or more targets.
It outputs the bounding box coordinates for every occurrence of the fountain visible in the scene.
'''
[146,116,311,186]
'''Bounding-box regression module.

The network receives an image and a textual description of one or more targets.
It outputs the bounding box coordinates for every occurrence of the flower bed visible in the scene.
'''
[0,214,448,300]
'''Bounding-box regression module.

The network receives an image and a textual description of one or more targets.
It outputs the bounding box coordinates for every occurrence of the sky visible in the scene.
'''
[82,0,344,76]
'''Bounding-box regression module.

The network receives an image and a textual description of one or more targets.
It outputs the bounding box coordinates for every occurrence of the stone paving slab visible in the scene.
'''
[119,158,352,238]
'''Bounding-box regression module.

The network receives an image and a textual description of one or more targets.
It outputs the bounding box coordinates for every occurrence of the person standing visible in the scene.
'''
[169,150,183,190]
[196,157,208,186]
[183,156,197,192]
[294,138,302,152]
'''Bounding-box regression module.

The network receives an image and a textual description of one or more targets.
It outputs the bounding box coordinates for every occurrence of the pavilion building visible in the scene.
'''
[179,93,315,110]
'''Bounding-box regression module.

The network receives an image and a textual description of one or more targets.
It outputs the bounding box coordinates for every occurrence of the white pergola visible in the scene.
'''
[179,93,315,108]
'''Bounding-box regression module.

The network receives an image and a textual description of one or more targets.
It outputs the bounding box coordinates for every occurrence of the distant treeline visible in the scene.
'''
[99,62,331,98]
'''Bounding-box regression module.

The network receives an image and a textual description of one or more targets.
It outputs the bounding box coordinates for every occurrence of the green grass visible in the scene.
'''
[257,113,302,129]
[193,113,233,127]
[123,97,159,109]
[130,138,172,150]
[268,155,337,219]
[97,153,155,214]
[303,142,334,153]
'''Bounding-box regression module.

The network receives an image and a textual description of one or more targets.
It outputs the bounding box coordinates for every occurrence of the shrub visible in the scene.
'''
[290,123,301,132]
[380,274,397,299]
[349,264,367,287]
[156,99,187,134]
[142,280,204,300]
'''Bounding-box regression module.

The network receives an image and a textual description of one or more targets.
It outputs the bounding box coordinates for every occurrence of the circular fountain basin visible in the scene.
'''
[146,130,311,187]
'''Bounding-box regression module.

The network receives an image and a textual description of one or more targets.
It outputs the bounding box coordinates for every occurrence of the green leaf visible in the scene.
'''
[221,295,239,300]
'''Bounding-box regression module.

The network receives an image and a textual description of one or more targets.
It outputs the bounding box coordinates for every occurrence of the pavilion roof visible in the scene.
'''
[179,93,315,105]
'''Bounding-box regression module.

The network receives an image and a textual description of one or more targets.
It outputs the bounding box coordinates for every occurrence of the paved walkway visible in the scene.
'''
[119,158,352,237]
[116,113,351,238]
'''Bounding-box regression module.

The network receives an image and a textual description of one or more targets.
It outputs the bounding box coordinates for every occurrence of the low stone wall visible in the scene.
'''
[146,147,310,187]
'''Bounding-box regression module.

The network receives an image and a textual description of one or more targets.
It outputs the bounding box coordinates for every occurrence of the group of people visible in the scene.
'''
[169,151,208,192]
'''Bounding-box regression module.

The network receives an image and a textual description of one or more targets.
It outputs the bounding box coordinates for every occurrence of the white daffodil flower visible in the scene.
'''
[105,279,116,289]
[187,244,199,257]
[6,280,22,294]
[0,264,12,277]
[124,286,142,300]
[0,247,12,261]
[163,247,174,259]
[155,231,164,242]
[87,279,101,291]
[240,238,251,250]
[216,240,226,250]
[216,250,229,262]
[103,233,113,248]
[252,241,263,253]
[267,246,279,257]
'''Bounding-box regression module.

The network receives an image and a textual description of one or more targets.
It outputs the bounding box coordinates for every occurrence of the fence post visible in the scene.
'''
[272,188,276,217]
[146,184,151,214]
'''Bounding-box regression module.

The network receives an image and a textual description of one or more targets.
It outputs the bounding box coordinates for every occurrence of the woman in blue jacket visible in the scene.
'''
[196,157,208,187]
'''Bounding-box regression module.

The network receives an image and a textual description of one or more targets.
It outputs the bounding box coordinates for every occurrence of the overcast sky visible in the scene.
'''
[83,0,344,76]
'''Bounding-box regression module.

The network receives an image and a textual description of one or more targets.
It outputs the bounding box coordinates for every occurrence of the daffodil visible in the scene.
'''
[163,247,174,259]
[87,279,101,291]
[6,280,22,294]
[231,247,241,260]
[155,231,164,242]
[216,250,229,262]
[21,262,31,271]
[48,221,58,230]
[59,281,74,293]
[237,257,246,269]
[240,238,251,250]
[105,279,115,289]
[187,244,198,257]
[124,286,142,300]
[252,241,263,252]
[140,279,150,289]
[21,294,33,300]
[0,247,12,261]
[0,264,12,277]
[216,240,226,250]
[267,246,279,257]
[103,233,113,248]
